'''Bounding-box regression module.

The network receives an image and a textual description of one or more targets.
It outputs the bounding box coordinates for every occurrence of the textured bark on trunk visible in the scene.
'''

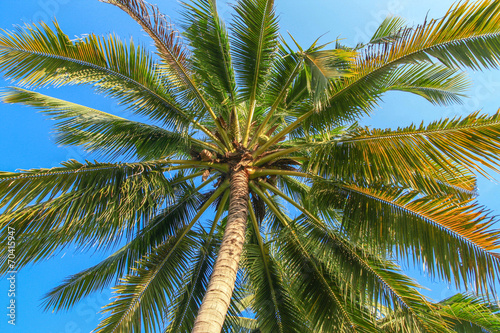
[192,168,249,333]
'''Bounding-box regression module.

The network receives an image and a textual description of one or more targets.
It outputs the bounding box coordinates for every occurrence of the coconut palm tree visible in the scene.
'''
[1,0,500,332]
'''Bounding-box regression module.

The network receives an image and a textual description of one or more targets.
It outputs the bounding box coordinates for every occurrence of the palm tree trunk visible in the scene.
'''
[192,168,250,333]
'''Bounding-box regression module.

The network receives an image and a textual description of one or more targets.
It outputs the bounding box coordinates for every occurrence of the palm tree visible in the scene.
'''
[1,0,500,332]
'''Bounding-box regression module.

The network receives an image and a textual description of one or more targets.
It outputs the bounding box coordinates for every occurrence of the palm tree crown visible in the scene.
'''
[1,0,500,332]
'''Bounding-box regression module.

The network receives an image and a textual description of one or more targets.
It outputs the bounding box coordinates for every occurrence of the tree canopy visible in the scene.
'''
[1,0,500,332]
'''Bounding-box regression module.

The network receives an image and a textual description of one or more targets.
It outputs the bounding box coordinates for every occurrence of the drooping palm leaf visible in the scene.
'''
[257,180,446,332]
[94,229,197,333]
[2,87,214,160]
[165,192,229,333]
[41,179,208,311]
[280,1,500,134]
[242,202,306,333]
[312,181,500,293]
[438,293,500,332]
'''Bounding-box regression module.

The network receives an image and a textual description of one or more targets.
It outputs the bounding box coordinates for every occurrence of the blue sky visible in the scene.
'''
[1,0,499,332]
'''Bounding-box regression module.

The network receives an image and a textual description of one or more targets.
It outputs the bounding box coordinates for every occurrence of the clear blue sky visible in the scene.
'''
[1,1,499,332]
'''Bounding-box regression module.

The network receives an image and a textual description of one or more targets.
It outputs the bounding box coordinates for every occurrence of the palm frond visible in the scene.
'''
[231,0,279,143]
[101,0,230,145]
[94,229,197,333]
[250,183,379,332]
[307,1,500,128]
[383,63,470,106]
[164,227,220,333]
[164,191,229,333]
[243,202,305,333]
[0,159,168,213]
[93,181,228,332]
[2,87,212,160]
[307,111,500,195]
[0,160,180,279]
[438,293,500,332]
[181,0,237,113]
[302,46,357,112]
[0,21,191,129]
[259,180,445,332]
[100,0,190,85]
[41,180,206,311]
[252,42,303,142]
[312,181,500,293]
[369,16,407,44]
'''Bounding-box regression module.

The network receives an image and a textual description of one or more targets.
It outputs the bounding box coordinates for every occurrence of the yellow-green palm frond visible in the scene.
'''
[438,293,500,332]
[368,16,407,45]
[255,183,445,332]
[0,160,174,260]
[313,181,500,293]
[307,111,500,196]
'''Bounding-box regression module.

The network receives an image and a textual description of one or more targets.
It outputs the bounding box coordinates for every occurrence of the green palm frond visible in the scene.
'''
[0,160,175,274]
[313,181,500,293]
[225,316,259,333]
[182,0,237,113]
[307,111,500,193]
[231,0,279,143]
[93,181,228,332]
[258,181,444,332]
[165,227,220,333]
[303,217,448,332]
[243,203,306,333]
[438,294,500,332]
[0,159,169,213]
[308,1,500,128]
[41,180,206,311]
[100,0,190,84]
[2,87,213,160]
[101,0,230,145]
[250,184,378,332]
[165,192,229,333]
[94,229,197,333]
[302,46,357,112]
[0,21,191,129]
[277,229,379,332]
[383,63,470,106]
[371,1,500,70]
[252,43,303,142]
